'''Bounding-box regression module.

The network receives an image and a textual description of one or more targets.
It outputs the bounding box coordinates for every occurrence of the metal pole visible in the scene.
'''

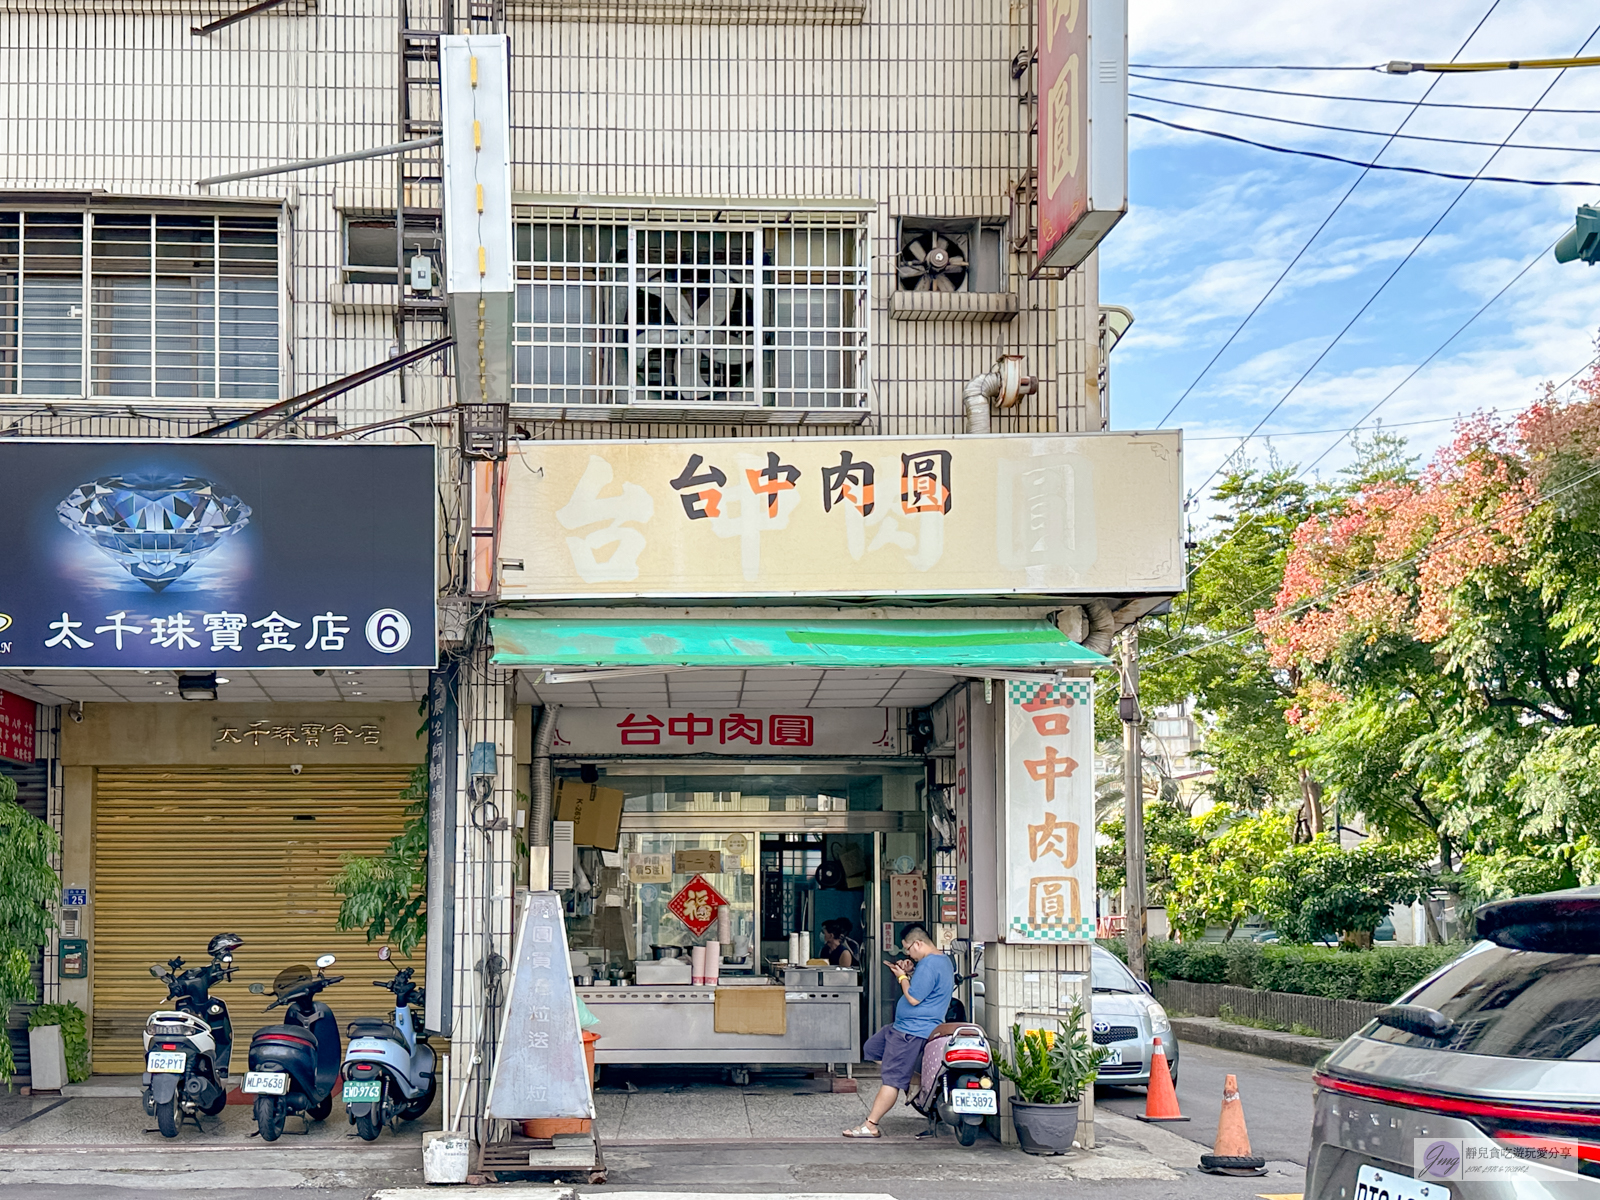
[194,136,442,187]
[1121,626,1147,983]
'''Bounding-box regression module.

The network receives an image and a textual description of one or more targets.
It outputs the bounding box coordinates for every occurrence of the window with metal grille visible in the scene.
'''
[512,211,868,410]
[0,211,280,400]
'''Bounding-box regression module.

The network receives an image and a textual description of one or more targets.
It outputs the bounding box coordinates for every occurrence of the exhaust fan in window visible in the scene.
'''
[898,228,969,293]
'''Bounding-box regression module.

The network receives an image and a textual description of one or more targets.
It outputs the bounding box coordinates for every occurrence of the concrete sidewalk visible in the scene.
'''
[0,1070,1283,1193]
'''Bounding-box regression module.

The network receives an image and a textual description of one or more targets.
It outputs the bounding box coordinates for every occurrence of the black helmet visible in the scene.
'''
[208,933,244,958]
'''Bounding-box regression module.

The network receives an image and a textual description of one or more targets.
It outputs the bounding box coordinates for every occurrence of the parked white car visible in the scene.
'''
[1090,944,1180,1089]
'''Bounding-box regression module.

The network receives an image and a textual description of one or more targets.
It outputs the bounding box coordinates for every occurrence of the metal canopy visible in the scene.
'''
[489,618,1110,670]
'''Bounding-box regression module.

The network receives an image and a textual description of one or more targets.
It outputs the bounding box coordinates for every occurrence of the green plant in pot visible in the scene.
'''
[993,1001,1109,1155]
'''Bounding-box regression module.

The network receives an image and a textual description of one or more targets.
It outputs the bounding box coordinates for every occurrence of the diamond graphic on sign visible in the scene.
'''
[56,474,252,592]
[666,873,728,938]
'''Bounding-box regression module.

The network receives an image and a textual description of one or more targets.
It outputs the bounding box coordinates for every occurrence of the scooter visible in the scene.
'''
[909,1021,997,1146]
[141,933,244,1137]
[340,953,437,1139]
[241,954,344,1141]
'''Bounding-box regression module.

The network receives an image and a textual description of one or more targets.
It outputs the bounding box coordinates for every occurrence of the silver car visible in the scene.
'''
[1091,944,1180,1088]
[1308,886,1600,1199]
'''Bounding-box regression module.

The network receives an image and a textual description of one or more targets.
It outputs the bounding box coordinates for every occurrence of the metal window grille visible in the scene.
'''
[0,212,279,401]
[512,208,868,411]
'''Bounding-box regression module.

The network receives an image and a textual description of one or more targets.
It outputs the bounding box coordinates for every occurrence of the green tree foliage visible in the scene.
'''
[27,1002,89,1083]
[1095,801,1203,906]
[1253,838,1431,945]
[1165,808,1291,940]
[331,765,428,958]
[0,774,61,1084]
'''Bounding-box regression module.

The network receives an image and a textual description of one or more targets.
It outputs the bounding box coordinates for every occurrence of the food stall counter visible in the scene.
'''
[576,983,862,1065]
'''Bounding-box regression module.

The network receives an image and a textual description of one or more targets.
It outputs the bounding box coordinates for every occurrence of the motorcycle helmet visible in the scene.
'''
[208,932,245,958]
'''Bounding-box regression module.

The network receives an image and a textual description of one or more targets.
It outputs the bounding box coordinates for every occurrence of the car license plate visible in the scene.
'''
[1104,1046,1122,1065]
[949,1088,997,1115]
[343,1080,383,1103]
[243,1071,289,1095]
[1357,1164,1450,1200]
[146,1051,186,1074]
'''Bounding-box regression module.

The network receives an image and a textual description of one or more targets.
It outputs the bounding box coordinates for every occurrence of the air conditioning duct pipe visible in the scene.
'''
[963,355,1038,433]
[1082,600,1116,656]
[530,704,559,847]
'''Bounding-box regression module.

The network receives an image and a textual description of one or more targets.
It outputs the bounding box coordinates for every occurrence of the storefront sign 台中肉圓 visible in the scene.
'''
[499,433,1180,599]
[551,708,901,756]
[1000,679,1095,942]
[0,441,437,670]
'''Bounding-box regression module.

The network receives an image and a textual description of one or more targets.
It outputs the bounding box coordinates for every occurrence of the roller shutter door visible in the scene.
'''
[93,765,421,1074]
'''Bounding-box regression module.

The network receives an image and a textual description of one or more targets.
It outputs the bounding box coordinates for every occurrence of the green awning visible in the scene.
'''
[489,618,1111,670]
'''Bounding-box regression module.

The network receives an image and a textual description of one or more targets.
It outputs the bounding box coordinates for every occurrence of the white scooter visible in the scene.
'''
[340,952,437,1140]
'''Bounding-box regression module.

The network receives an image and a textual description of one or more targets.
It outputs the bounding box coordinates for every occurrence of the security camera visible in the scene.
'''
[290,763,303,775]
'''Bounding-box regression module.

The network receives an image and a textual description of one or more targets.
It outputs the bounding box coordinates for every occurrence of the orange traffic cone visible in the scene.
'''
[1199,1074,1267,1175]
[1134,1037,1189,1122]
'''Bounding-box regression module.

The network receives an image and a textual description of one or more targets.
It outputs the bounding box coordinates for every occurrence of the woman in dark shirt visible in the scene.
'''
[822,918,860,968]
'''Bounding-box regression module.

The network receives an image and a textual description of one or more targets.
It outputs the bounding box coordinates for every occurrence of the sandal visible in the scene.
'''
[842,1122,882,1139]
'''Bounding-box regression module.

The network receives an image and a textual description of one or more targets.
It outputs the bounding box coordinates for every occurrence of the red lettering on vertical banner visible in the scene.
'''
[0,690,36,765]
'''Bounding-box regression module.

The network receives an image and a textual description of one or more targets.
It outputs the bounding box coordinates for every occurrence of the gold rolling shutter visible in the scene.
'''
[92,765,423,1075]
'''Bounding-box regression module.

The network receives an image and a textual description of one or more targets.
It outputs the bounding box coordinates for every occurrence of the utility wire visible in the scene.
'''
[1184,19,1600,509]
[1133,93,1600,153]
[1130,73,1600,114]
[1152,0,1502,431]
[1134,114,1600,186]
[1184,234,1559,581]
[1130,62,1382,71]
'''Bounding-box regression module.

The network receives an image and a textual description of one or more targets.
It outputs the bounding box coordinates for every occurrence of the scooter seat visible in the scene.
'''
[346,1018,408,1047]
[254,1024,318,1047]
[930,1021,984,1039]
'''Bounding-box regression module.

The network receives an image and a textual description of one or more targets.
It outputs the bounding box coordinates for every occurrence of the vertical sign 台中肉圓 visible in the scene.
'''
[1036,0,1128,270]
[1002,679,1095,941]
[954,687,971,937]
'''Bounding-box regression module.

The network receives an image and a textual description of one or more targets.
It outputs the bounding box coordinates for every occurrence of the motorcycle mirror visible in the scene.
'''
[316,954,336,969]
[149,965,163,979]
[378,946,391,962]
[248,982,266,995]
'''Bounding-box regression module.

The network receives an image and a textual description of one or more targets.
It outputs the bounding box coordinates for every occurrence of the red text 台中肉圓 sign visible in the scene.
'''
[550,709,902,757]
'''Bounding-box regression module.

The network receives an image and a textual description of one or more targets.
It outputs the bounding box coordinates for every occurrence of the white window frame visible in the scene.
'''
[0,208,284,404]
[512,204,871,413]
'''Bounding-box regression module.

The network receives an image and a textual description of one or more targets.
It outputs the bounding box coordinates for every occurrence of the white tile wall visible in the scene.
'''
[0,0,1099,441]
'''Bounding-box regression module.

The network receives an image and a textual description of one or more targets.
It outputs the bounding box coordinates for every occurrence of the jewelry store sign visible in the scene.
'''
[500,433,1180,599]
[211,717,385,756]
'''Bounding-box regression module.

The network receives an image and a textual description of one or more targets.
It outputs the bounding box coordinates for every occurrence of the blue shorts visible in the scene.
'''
[863,1025,927,1091]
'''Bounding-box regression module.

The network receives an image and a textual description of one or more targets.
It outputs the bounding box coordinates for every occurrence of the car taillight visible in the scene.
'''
[1314,1072,1600,1131]
[1489,1132,1600,1178]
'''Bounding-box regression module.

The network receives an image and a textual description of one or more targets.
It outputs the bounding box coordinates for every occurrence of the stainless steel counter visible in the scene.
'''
[577,985,862,1065]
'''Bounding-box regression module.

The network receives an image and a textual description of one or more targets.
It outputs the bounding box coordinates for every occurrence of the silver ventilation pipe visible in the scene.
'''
[963,370,1002,434]
[529,704,558,847]
[1082,600,1116,656]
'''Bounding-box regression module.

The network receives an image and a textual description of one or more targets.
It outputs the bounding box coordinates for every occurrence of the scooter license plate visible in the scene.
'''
[949,1088,997,1115]
[243,1071,289,1095]
[343,1080,384,1103]
[146,1051,186,1074]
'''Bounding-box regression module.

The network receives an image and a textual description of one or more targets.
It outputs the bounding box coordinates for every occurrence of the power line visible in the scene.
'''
[1129,63,1381,72]
[1183,236,1559,580]
[1133,114,1600,186]
[1130,72,1600,114]
[1150,1,1503,431]
[1183,410,1514,441]
[1132,93,1600,153]
[1184,21,1600,508]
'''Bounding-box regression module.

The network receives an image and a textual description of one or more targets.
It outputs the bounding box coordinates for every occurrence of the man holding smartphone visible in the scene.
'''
[842,928,954,1138]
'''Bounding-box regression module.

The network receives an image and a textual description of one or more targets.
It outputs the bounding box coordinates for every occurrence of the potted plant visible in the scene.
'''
[993,1001,1109,1155]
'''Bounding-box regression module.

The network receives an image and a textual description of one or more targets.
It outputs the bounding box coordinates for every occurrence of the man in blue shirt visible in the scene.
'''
[843,928,955,1138]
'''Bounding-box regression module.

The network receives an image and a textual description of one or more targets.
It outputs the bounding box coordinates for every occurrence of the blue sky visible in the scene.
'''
[1101,0,1600,520]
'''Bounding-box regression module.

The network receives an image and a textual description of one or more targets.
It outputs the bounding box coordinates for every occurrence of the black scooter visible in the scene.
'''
[242,955,344,1141]
[141,932,243,1137]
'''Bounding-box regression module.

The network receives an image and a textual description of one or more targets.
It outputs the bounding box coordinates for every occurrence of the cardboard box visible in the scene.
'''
[673,849,722,875]
[554,779,625,851]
